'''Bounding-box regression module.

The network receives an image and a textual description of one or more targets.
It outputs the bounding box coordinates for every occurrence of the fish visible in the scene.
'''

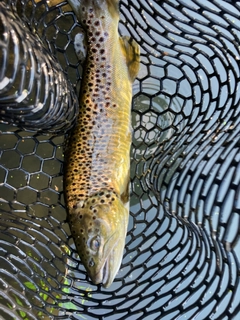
[64,0,140,288]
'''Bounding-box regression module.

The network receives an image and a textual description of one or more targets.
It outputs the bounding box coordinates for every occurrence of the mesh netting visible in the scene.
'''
[0,0,78,133]
[0,0,240,319]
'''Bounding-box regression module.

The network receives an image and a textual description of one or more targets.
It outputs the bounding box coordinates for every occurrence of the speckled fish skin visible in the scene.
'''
[65,0,140,287]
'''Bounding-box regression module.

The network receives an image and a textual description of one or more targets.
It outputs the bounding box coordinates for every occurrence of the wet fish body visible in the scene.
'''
[64,0,140,287]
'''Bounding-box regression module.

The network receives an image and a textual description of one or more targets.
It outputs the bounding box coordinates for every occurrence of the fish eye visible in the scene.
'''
[90,235,101,251]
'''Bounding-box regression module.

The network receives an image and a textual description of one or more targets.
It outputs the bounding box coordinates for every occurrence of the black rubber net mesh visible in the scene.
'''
[0,0,240,319]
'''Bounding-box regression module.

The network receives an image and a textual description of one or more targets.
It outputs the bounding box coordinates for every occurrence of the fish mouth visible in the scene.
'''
[92,235,119,288]
[102,256,110,287]
[90,252,111,287]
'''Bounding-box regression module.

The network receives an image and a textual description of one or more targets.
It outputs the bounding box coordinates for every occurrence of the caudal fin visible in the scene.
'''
[67,0,119,22]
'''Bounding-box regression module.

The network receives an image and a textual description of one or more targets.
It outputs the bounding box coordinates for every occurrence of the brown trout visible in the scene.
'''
[64,0,140,288]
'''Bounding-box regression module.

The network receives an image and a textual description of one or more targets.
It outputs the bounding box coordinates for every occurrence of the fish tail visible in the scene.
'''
[67,0,119,22]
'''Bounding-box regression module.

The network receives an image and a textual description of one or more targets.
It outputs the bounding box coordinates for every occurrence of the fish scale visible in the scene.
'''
[64,0,140,287]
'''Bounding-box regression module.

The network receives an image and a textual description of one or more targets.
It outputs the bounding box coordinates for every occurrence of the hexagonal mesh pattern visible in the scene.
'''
[0,0,79,133]
[0,0,240,319]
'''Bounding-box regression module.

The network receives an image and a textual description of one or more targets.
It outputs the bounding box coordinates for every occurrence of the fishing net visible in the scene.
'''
[0,0,240,319]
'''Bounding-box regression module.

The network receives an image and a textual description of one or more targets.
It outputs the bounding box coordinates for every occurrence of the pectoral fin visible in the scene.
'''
[120,168,130,206]
[120,36,140,82]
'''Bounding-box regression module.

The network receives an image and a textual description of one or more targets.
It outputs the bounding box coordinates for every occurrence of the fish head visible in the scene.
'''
[69,190,129,288]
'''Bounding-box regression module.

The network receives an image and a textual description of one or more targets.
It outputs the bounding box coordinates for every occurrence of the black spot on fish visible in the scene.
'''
[88,259,94,267]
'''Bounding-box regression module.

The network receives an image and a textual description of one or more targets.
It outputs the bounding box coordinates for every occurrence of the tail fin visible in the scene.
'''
[67,0,119,23]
